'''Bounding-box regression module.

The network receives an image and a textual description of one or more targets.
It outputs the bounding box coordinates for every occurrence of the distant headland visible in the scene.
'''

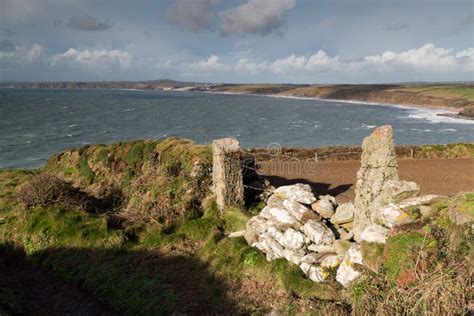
[3,80,474,119]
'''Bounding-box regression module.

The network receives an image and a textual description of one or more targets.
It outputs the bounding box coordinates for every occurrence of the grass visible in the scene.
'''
[33,247,176,315]
[459,192,474,217]
[383,232,437,282]
[77,156,95,184]
[1,139,472,314]
[22,206,123,251]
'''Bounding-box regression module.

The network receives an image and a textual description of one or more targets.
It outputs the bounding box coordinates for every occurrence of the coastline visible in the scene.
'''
[205,90,474,123]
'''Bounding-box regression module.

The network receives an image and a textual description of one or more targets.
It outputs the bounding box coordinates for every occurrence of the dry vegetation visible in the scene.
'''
[0,139,472,315]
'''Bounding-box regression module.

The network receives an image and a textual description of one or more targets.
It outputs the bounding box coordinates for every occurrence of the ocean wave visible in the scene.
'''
[411,128,432,132]
[401,108,474,125]
[121,108,136,112]
[68,124,78,128]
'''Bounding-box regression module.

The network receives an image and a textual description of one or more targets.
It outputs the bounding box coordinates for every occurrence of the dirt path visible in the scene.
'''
[0,246,114,316]
[258,158,474,203]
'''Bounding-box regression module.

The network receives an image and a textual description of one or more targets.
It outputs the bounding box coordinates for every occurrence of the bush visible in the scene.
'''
[16,174,122,214]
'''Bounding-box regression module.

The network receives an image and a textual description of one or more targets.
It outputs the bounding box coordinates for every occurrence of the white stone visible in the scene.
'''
[267,194,284,208]
[307,243,337,254]
[398,194,443,209]
[320,194,337,207]
[336,244,363,287]
[377,203,412,228]
[267,226,285,245]
[282,248,306,265]
[303,220,335,245]
[321,255,343,269]
[311,199,335,218]
[336,260,360,287]
[300,252,323,264]
[246,216,268,233]
[282,199,319,222]
[228,230,246,238]
[330,203,355,225]
[300,262,311,275]
[281,228,306,250]
[308,266,328,283]
[273,184,317,205]
[259,206,273,220]
[261,206,299,225]
[360,224,389,244]
[260,234,284,261]
[244,215,270,245]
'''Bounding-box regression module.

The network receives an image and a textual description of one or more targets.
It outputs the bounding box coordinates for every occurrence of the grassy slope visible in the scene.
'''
[1,140,472,314]
[0,140,344,315]
[210,84,474,116]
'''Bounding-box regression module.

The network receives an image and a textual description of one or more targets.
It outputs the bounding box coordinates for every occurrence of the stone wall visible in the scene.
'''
[241,125,439,288]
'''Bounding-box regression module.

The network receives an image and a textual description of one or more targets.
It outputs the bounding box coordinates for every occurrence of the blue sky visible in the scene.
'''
[0,0,473,83]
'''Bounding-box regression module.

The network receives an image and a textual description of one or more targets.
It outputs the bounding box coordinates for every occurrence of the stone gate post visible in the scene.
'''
[212,138,244,211]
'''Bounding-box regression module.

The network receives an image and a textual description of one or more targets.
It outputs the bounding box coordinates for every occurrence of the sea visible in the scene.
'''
[1,88,473,169]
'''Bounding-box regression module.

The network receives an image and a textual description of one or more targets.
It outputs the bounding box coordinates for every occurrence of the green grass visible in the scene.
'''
[78,156,95,184]
[21,206,123,251]
[459,192,474,217]
[444,86,474,100]
[222,207,250,233]
[94,146,110,165]
[383,232,437,282]
[33,247,175,315]
[177,217,222,241]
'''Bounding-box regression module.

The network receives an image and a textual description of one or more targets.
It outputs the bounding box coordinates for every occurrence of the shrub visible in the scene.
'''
[16,174,123,214]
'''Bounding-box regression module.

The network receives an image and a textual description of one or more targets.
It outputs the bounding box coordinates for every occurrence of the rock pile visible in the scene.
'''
[244,183,352,284]
[241,125,443,287]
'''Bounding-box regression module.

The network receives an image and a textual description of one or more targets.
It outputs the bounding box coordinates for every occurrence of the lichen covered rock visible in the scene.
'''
[360,224,389,244]
[273,184,317,205]
[353,125,419,241]
[331,202,355,225]
[336,243,363,287]
[303,220,335,245]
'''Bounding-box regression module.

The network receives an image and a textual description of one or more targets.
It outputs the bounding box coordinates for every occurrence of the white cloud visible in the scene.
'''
[188,55,230,72]
[365,44,456,67]
[0,44,45,65]
[219,0,296,36]
[181,43,474,82]
[50,48,132,68]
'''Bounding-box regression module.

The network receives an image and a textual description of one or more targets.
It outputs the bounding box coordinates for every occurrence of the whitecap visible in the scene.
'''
[121,108,136,112]
[411,128,431,132]
[68,124,78,128]
[405,108,474,125]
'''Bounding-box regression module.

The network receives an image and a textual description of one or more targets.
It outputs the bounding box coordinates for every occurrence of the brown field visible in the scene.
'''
[258,158,474,203]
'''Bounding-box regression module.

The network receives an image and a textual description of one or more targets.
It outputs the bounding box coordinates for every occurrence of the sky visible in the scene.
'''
[0,0,473,83]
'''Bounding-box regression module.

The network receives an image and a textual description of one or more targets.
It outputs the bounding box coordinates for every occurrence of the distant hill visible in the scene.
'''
[3,80,474,118]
